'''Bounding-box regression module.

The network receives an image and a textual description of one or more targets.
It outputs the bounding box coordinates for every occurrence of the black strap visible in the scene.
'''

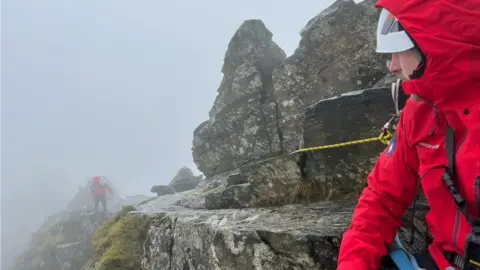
[446,125,455,178]
[445,251,465,269]
[443,125,468,219]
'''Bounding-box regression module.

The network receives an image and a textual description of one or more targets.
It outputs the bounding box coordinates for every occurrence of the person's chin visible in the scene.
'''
[400,74,410,81]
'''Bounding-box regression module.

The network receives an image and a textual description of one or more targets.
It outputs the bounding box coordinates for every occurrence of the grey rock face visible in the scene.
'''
[300,87,395,201]
[140,201,355,270]
[140,192,428,270]
[273,0,389,152]
[180,154,300,210]
[192,19,287,178]
[13,211,104,270]
[192,0,389,185]
[182,87,395,209]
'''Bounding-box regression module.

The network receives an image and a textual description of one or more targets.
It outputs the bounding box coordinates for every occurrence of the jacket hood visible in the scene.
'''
[375,0,480,111]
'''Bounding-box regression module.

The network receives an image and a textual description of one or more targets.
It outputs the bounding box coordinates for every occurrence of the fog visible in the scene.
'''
[1,0,336,269]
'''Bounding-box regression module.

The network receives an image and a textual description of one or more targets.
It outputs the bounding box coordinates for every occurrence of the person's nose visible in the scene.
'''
[388,53,401,73]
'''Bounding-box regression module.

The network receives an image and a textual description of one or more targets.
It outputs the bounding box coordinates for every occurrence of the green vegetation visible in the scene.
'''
[88,206,154,270]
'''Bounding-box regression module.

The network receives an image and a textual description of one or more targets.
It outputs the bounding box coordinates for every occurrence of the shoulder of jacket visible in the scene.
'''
[398,98,439,143]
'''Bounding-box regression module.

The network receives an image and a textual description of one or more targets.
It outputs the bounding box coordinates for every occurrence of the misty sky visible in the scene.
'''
[1,0,337,267]
[2,0,338,196]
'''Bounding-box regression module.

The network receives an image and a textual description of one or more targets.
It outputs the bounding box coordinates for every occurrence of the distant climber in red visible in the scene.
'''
[90,176,113,216]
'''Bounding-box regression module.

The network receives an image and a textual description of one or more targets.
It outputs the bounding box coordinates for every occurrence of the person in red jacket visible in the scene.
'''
[338,0,480,269]
[90,176,113,216]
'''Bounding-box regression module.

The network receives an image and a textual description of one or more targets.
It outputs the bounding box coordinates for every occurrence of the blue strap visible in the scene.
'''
[389,234,421,270]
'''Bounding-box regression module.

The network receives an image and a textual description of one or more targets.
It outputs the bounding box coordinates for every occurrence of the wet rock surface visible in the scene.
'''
[140,198,354,270]
[139,192,429,270]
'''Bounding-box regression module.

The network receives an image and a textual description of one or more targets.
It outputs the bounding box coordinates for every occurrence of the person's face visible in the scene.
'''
[388,49,421,81]
[388,49,423,100]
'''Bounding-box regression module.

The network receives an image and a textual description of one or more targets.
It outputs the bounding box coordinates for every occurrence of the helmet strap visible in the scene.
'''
[391,78,409,116]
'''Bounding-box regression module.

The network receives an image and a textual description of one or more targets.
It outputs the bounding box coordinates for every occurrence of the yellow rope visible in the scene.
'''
[197,130,394,196]
[293,130,393,154]
[200,185,224,196]
[470,259,480,268]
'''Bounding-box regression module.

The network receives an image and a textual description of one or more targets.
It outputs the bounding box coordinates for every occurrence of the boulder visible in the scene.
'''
[150,167,202,196]
[192,19,287,178]
[150,185,175,196]
[169,167,202,192]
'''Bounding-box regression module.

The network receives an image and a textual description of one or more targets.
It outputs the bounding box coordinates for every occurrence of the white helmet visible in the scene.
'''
[376,8,415,53]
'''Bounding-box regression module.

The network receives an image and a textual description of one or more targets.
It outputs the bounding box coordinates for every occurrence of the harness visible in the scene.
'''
[389,234,422,270]
[443,125,480,270]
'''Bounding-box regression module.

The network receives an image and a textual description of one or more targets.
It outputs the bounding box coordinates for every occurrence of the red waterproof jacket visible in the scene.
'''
[338,0,480,269]
[91,176,112,197]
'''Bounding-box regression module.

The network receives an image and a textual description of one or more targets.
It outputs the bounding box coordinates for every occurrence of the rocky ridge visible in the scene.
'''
[141,0,427,269]
[13,1,429,270]
[185,0,392,210]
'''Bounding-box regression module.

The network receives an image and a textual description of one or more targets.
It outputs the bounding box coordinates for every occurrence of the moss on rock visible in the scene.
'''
[87,206,154,270]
